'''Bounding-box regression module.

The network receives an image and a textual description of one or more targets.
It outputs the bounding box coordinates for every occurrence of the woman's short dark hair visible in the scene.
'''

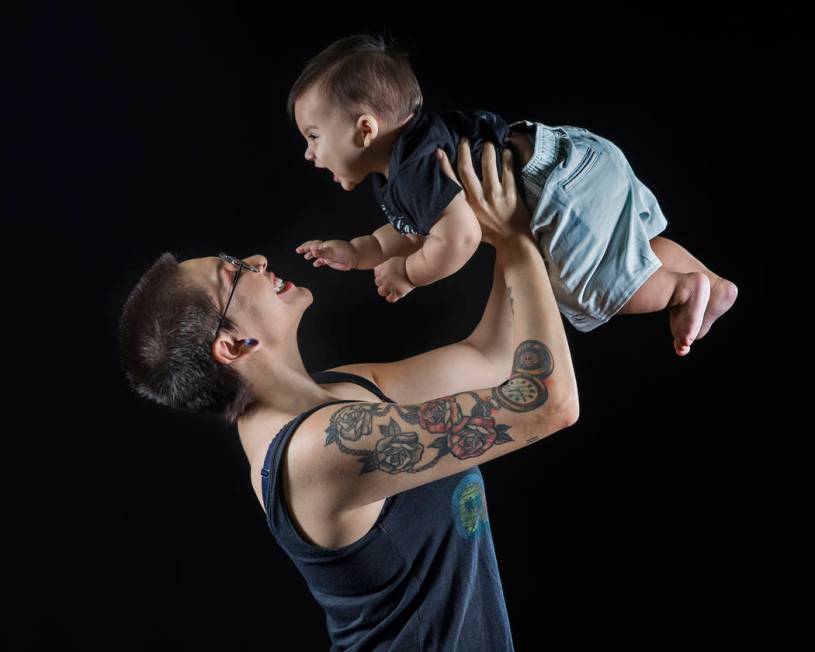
[286,31,423,129]
[117,252,256,425]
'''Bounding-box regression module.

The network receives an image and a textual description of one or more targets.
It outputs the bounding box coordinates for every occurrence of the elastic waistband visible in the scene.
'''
[508,120,564,181]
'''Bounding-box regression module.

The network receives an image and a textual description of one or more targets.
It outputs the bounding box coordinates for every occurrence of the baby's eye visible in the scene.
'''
[308,135,318,140]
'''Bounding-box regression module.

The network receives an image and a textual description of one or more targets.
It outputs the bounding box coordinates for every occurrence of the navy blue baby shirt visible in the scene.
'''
[371,108,530,236]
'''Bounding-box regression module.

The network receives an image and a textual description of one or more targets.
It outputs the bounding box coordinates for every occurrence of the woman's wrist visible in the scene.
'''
[493,231,538,258]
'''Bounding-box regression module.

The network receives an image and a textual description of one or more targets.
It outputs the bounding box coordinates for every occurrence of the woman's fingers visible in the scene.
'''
[454,138,483,203]
[481,141,498,198]
[436,148,461,187]
[501,147,517,204]
[481,142,516,203]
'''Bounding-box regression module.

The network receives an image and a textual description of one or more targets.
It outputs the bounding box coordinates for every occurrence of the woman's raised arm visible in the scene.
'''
[440,138,579,416]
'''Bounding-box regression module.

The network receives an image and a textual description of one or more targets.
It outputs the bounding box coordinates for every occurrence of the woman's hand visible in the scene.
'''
[436,138,531,247]
[295,239,360,271]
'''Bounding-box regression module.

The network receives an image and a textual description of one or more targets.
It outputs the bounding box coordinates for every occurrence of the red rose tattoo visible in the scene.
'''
[418,397,464,433]
[447,415,499,459]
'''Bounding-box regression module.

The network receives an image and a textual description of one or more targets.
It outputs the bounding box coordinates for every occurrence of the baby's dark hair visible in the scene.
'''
[286,31,423,129]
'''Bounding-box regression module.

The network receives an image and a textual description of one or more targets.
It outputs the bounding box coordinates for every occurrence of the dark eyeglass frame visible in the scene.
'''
[213,252,260,342]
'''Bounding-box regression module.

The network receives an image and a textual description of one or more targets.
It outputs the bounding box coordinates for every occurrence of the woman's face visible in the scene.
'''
[178,254,311,345]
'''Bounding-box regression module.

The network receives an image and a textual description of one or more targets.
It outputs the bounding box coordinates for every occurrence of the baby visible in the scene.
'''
[290,34,738,356]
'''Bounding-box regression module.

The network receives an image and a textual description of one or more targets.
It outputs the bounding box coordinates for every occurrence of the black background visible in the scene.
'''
[5,3,801,651]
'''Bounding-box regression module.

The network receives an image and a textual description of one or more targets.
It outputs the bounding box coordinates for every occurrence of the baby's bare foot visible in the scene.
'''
[670,272,711,356]
[695,276,738,340]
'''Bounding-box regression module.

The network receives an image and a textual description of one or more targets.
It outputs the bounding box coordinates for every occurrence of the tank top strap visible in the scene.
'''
[260,397,357,512]
[310,369,395,403]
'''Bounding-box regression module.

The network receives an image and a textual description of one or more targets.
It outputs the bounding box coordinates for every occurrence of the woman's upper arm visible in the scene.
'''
[368,340,509,405]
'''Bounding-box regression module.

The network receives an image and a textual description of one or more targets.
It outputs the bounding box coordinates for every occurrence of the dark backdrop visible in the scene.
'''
[5,4,799,651]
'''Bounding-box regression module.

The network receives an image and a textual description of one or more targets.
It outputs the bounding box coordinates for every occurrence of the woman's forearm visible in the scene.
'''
[463,251,514,377]
[496,233,579,415]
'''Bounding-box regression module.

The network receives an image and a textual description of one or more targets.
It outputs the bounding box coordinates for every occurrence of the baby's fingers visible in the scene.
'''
[295,240,323,254]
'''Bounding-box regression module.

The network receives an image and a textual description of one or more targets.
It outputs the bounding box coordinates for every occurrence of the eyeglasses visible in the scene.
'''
[213,253,260,342]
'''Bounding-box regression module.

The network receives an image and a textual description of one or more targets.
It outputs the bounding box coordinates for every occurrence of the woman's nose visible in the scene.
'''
[246,255,267,272]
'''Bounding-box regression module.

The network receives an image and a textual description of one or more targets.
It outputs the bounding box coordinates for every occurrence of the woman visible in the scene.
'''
[118,138,578,651]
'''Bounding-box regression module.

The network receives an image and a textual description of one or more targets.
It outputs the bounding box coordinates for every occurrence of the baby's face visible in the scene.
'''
[294,86,372,191]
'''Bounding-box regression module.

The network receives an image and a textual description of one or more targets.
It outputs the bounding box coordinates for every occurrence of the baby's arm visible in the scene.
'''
[403,192,482,287]
[351,224,424,270]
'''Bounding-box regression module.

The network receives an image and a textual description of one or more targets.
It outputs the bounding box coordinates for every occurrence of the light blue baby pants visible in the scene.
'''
[507,119,669,332]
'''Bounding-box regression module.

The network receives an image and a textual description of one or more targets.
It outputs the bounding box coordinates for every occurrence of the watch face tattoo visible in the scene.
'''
[513,339,554,378]
[492,339,553,412]
[492,375,547,411]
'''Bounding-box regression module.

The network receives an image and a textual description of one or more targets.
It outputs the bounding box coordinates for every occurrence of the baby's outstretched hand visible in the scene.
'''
[373,256,415,303]
[295,239,359,271]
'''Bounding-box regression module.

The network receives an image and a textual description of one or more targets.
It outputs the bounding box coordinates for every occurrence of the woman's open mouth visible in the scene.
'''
[274,277,294,294]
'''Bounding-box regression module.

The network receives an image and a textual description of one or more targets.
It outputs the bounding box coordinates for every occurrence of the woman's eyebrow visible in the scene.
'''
[215,258,226,290]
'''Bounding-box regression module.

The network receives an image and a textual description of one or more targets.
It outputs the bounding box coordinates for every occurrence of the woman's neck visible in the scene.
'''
[235,356,347,464]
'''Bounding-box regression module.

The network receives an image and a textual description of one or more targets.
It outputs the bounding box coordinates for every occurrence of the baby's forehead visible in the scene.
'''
[296,87,328,122]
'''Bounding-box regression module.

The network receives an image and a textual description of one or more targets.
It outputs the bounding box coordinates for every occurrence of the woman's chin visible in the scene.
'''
[285,284,312,302]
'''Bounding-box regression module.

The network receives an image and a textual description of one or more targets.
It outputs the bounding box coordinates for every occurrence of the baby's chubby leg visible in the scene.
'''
[619,236,738,356]
[647,236,739,341]
[619,264,710,356]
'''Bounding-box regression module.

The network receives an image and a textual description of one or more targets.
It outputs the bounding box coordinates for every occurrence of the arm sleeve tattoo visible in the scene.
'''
[323,339,554,475]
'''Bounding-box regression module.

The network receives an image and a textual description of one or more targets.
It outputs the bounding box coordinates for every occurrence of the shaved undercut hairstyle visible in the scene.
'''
[117,252,256,425]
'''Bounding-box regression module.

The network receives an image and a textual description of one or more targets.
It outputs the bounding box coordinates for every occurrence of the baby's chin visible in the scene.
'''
[335,169,369,191]
[338,176,358,191]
